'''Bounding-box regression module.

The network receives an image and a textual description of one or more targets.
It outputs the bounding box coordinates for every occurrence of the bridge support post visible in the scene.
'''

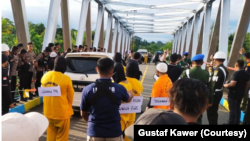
[117,24,123,53]
[196,13,204,55]
[93,3,105,48]
[219,0,231,66]
[201,1,212,69]
[172,34,176,54]
[177,28,182,54]
[104,13,113,53]
[41,0,61,51]
[61,0,72,51]
[228,0,250,67]
[86,2,92,48]
[175,31,180,53]
[99,16,104,47]
[182,24,188,54]
[112,20,119,53]
[191,13,200,58]
[206,1,221,69]
[76,0,90,46]
[10,0,30,49]
[121,28,126,55]
[180,24,187,54]
[187,20,194,57]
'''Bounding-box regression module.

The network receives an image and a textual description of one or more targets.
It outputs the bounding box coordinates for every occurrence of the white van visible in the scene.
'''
[64,52,114,107]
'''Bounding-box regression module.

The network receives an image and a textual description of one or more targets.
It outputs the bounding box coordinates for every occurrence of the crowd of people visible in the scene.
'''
[1,42,250,141]
[1,43,114,110]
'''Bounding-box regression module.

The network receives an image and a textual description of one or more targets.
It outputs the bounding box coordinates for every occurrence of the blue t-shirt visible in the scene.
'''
[80,78,129,137]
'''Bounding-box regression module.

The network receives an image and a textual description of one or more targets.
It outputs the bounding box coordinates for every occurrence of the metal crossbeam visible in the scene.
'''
[104,1,200,12]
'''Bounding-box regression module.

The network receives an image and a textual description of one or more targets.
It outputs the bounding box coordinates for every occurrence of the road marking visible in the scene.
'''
[140,65,149,84]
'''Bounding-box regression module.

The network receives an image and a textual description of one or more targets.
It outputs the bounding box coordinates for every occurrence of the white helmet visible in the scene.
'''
[2,43,10,51]
[213,51,226,59]
[50,52,57,58]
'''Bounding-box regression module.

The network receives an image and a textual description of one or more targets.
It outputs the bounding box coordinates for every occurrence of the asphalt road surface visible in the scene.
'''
[27,63,229,141]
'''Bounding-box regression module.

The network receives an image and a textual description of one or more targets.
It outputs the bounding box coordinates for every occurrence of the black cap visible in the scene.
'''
[2,54,8,64]
[45,47,52,52]
[20,49,27,54]
[125,109,187,140]
[17,43,24,47]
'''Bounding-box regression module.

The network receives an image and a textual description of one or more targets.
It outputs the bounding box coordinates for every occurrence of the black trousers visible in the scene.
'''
[35,71,43,95]
[2,104,9,115]
[207,91,223,125]
[228,97,242,124]
[18,72,29,99]
[243,98,250,125]
[10,76,16,102]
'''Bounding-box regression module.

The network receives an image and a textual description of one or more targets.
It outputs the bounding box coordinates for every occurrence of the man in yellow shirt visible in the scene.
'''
[146,63,173,110]
[41,57,74,141]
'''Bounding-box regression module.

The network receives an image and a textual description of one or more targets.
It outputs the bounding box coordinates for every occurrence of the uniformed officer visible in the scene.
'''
[34,47,51,96]
[17,49,30,102]
[2,43,10,76]
[181,54,213,124]
[183,52,191,69]
[2,54,14,115]
[177,54,185,70]
[207,51,229,125]
[9,46,19,104]
[25,42,36,99]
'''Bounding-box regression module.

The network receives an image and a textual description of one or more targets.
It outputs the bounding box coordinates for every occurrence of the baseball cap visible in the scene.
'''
[125,109,187,140]
[2,112,49,141]
[156,63,168,73]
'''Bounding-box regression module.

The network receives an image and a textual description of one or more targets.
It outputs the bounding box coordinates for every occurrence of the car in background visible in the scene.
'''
[64,52,113,107]
[137,49,148,64]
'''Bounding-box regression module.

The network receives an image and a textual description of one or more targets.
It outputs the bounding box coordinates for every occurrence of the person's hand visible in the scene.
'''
[223,84,228,88]
[21,62,24,65]
[9,103,14,108]
[239,48,245,55]
[210,55,213,60]
[145,107,149,111]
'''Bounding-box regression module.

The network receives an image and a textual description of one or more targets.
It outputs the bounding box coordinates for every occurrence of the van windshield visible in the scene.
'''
[66,57,99,74]
[138,52,147,55]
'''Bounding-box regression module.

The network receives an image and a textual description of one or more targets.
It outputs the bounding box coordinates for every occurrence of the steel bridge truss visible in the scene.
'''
[10,0,250,63]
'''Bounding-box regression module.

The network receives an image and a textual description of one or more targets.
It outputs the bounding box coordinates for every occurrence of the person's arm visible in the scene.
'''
[223,72,237,88]
[67,77,75,106]
[146,83,160,110]
[120,86,132,103]
[80,87,90,122]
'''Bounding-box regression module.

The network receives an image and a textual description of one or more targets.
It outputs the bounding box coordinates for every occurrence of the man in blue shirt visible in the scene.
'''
[80,57,133,141]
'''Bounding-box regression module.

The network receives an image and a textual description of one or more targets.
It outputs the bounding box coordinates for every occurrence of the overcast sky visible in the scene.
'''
[2,0,250,43]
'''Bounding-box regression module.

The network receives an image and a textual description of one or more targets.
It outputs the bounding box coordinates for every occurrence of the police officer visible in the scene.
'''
[207,51,228,125]
[34,47,51,96]
[17,49,30,101]
[183,52,191,69]
[181,54,213,124]
[2,43,10,76]
[25,42,36,99]
[2,54,14,115]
